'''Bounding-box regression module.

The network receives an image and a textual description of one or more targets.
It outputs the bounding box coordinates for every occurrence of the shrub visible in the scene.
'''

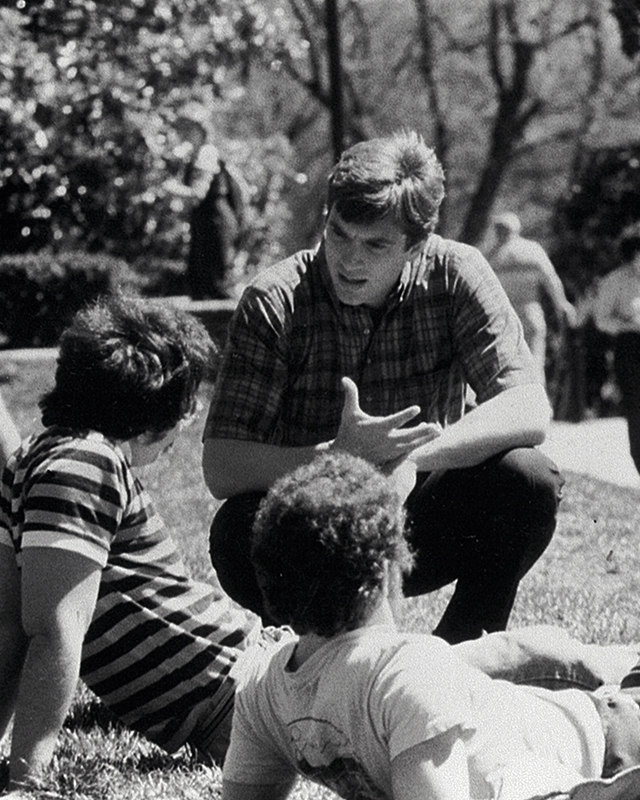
[0,252,135,348]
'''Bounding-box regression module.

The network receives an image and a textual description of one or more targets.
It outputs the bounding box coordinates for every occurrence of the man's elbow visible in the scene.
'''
[527,385,552,444]
[202,439,240,499]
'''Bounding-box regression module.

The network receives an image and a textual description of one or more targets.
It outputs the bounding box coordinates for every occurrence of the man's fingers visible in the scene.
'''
[389,422,441,444]
[380,404,422,430]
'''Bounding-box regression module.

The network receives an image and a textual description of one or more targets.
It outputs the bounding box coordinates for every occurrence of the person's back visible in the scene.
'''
[223,452,640,800]
[491,234,553,319]
[230,622,607,800]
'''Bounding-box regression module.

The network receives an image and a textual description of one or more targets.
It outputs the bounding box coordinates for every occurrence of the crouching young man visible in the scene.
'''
[222,452,640,800]
[0,295,259,793]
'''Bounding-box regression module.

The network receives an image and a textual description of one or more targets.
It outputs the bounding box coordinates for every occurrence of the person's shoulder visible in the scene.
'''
[27,429,126,477]
[509,236,552,265]
[249,249,318,289]
[352,626,452,666]
[427,233,484,262]
[233,630,297,690]
[237,248,323,322]
[422,234,492,283]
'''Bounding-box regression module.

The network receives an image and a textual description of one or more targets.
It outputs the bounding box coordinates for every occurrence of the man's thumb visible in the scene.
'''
[340,376,360,416]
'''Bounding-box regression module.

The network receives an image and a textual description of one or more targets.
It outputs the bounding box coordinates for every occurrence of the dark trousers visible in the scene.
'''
[614,333,640,475]
[209,447,563,644]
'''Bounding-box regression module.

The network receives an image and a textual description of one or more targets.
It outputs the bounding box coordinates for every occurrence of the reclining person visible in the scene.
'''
[222,452,640,800]
[0,295,260,793]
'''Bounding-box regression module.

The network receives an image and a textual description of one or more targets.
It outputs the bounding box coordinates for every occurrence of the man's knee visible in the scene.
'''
[209,492,266,615]
[493,448,564,547]
[496,447,564,510]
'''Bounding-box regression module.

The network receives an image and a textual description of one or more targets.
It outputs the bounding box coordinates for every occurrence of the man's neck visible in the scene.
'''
[290,598,396,670]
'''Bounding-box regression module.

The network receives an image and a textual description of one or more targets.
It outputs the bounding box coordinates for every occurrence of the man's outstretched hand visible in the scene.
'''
[331,377,441,467]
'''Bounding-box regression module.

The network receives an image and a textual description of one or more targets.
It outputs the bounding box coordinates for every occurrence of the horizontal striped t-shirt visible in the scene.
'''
[0,428,259,752]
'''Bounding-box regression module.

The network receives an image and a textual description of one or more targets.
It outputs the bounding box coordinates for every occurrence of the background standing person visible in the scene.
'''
[202,130,564,645]
[0,295,259,793]
[488,211,577,388]
[165,111,247,300]
[593,225,640,475]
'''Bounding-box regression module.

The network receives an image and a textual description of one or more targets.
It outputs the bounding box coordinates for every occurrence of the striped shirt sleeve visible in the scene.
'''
[21,438,126,567]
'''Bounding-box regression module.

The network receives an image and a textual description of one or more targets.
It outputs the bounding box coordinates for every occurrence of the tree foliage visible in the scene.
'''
[0,0,296,272]
[1,0,639,292]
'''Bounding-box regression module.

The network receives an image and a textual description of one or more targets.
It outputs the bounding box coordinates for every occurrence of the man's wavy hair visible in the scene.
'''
[251,452,414,637]
[40,294,216,440]
[326,130,445,248]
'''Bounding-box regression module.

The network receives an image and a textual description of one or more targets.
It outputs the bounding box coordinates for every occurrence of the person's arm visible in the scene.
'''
[538,254,577,327]
[203,378,441,498]
[409,382,551,474]
[0,545,27,742]
[0,391,20,472]
[222,778,296,800]
[391,729,471,800]
[8,547,101,790]
[163,166,213,202]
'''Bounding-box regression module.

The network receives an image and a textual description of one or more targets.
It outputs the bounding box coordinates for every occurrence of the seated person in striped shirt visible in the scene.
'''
[222,452,640,800]
[203,129,563,645]
[0,295,260,793]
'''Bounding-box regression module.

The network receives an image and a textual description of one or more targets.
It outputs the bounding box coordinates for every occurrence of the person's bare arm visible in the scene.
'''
[538,256,577,326]
[0,391,20,472]
[0,545,27,742]
[203,378,440,498]
[391,729,471,800]
[8,548,101,790]
[410,383,551,474]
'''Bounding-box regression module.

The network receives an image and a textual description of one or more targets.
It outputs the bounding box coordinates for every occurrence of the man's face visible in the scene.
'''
[323,209,415,309]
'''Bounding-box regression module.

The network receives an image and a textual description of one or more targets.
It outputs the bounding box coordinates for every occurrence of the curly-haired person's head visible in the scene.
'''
[40,294,217,440]
[326,130,445,249]
[251,452,414,637]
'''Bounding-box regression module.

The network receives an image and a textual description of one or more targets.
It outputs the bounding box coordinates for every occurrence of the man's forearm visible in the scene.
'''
[410,383,551,473]
[9,633,83,789]
[203,438,332,498]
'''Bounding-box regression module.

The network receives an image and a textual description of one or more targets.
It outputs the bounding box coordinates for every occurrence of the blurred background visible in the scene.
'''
[2,0,640,419]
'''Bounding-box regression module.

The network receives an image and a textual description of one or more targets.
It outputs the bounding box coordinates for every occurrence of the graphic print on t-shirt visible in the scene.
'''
[288,717,385,800]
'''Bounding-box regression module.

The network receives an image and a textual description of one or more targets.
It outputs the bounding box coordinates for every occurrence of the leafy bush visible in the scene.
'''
[0,252,134,348]
[129,257,188,298]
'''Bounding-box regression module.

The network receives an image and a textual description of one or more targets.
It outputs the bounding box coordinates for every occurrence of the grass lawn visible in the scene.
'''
[1,353,640,799]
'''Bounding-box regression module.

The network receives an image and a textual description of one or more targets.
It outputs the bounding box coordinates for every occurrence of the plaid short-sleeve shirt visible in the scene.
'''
[204,234,535,448]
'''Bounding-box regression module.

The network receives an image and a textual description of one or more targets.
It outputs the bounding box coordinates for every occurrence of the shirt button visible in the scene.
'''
[363,328,371,335]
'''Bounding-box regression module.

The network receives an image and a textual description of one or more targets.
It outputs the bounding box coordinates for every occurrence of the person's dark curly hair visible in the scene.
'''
[251,452,414,637]
[326,130,445,248]
[40,293,217,440]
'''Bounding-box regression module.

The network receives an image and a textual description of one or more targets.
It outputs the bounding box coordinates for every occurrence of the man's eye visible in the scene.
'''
[368,241,387,251]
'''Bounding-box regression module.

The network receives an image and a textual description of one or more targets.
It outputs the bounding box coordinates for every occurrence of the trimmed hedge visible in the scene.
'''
[0,252,134,348]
